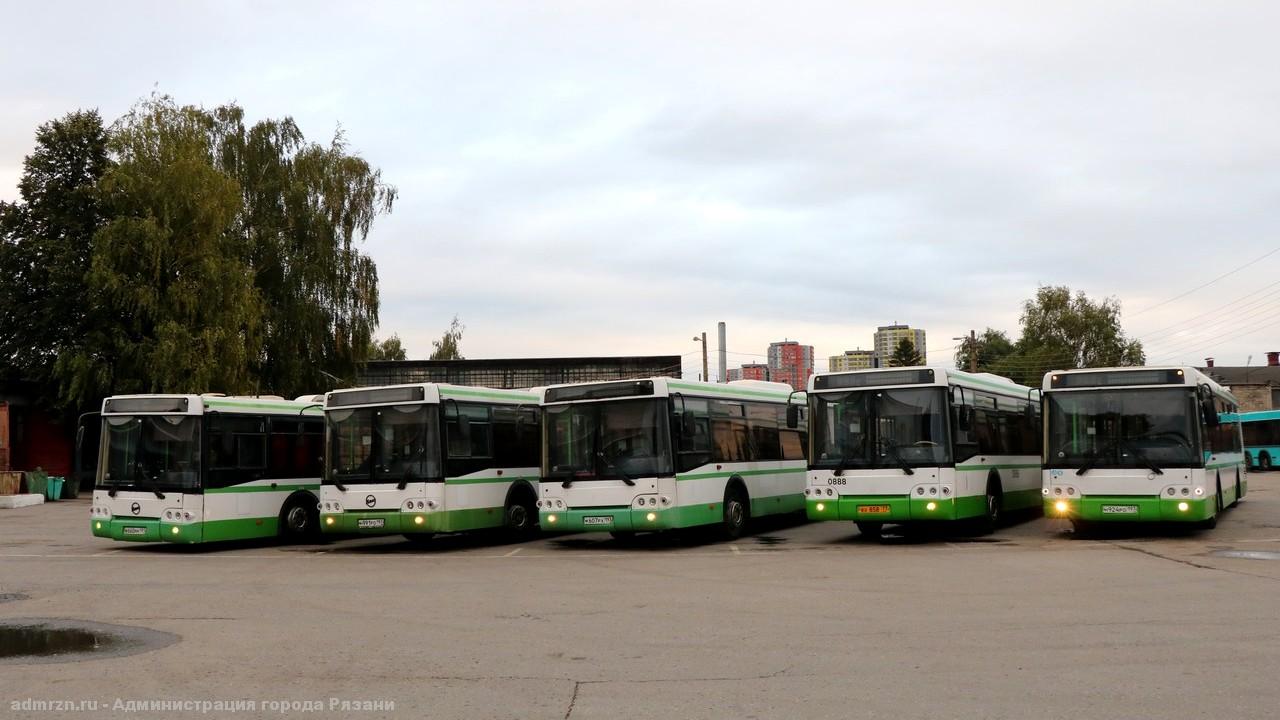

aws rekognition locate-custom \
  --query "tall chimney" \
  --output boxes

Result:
[717,322,727,383]
[1205,357,1214,368]
[1268,351,1279,367]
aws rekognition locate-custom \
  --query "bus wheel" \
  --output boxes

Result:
[280,495,320,543]
[979,476,1003,534]
[1262,452,1273,471]
[1070,520,1093,537]
[504,489,538,538]
[720,484,750,540]
[856,522,883,540]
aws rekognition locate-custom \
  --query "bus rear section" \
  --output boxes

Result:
[804,368,1041,537]
[1236,410,1280,472]
[1041,367,1245,529]
[538,378,807,539]
[89,394,324,544]
[320,384,541,541]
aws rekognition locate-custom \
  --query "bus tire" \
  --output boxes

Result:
[978,475,1003,534]
[720,481,750,540]
[1070,519,1092,537]
[403,533,435,546]
[503,483,538,538]
[856,522,883,539]
[1261,452,1273,471]
[279,493,320,542]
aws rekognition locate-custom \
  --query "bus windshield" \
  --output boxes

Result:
[1046,388,1199,469]
[545,399,672,481]
[811,387,950,469]
[99,415,201,492]
[327,404,441,484]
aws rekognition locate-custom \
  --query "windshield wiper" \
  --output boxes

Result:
[878,441,915,476]
[134,462,166,499]
[596,451,637,486]
[1075,439,1122,476]
[1120,441,1164,475]
[396,468,418,491]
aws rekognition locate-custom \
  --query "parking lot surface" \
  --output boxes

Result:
[3,476,1280,719]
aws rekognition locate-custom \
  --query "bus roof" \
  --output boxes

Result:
[101,394,323,416]
[1041,366,1238,403]
[324,383,538,410]
[807,366,1035,399]
[541,377,804,405]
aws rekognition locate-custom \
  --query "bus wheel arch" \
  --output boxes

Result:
[1261,452,1273,471]
[503,480,538,535]
[720,477,751,540]
[279,490,320,541]
[981,471,1003,533]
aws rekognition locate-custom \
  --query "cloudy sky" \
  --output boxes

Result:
[3,1,1278,378]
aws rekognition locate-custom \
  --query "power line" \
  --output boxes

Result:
[1129,245,1280,317]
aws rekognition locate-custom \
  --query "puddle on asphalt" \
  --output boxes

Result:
[753,535,788,546]
[1211,549,1280,561]
[0,619,179,664]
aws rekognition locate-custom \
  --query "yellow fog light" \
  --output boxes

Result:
[170,526,180,535]
[1054,501,1068,513]
[646,512,656,522]
[547,514,557,524]
[325,517,335,526]
[815,502,825,512]
[1178,502,1189,512]
[95,522,102,530]
[414,515,425,525]
[926,502,937,511]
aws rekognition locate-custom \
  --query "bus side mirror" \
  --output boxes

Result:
[958,407,973,432]
[1202,400,1220,427]
[681,412,697,437]
[457,413,471,436]
[786,405,799,429]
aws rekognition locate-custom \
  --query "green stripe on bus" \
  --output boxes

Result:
[203,398,322,414]
[204,483,319,494]
[676,467,807,482]
[445,475,539,485]
[957,463,1041,472]
[666,381,798,401]
[438,387,538,403]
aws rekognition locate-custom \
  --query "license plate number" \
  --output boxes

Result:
[583,516,613,526]
[357,518,386,529]
[858,505,890,514]
[122,526,147,536]
[1101,505,1139,515]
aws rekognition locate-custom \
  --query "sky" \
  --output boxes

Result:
[3,1,1279,379]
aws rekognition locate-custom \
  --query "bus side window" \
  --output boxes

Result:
[675,398,711,472]
[951,389,979,463]
[206,416,266,488]
[710,401,751,463]
[445,403,494,477]
[267,419,324,479]
[493,406,539,468]
[777,405,806,461]
[747,402,781,461]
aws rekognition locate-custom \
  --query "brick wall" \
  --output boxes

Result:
[1231,384,1274,412]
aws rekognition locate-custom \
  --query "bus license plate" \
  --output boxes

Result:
[583,516,613,526]
[1101,505,1139,515]
[858,505,890,514]
[357,518,385,529]
[122,526,147,536]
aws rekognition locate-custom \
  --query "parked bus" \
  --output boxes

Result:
[90,394,324,544]
[1042,367,1245,530]
[1236,409,1280,471]
[320,384,541,542]
[804,367,1041,537]
[538,378,807,539]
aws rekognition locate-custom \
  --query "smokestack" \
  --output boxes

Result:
[1205,358,1214,368]
[717,322,727,383]
[1268,351,1279,367]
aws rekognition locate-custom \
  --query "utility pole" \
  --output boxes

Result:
[717,322,727,383]
[693,333,709,382]
[968,329,978,373]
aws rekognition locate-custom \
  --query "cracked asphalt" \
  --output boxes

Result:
[2,476,1279,719]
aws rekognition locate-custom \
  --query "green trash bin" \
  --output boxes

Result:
[24,471,47,498]
[46,476,65,501]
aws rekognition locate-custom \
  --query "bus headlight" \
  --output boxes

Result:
[547,514,558,524]
[815,503,825,512]
[926,502,937,511]
[1177,502,1189,512]
[1054,501,1068,514]
[646,512,656,522]
[414,516,425,525]
[325,517,335,526]
[170,526,180,535]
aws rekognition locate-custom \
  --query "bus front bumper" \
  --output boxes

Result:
[90,517,202,544]
[806,495,974,523]
[1044,495,1214,522]
[539,506,678,532]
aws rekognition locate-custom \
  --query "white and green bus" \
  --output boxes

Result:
[90,394,325,544]
[538,378,807,539]
[320,384,541,542]
[804,368,1041,537]
[1042,366,1245,530]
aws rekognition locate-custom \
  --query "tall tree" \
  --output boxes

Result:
[61,98,261,402]
[0,110,111,404]
[207,105,396,396]
[367,334,407,361]
[889,337,923,367]
[954,328,1015,373]
[995,286,1145,385]
[429,316,465,360]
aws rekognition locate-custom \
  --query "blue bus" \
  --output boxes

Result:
[1235,409,1280,471]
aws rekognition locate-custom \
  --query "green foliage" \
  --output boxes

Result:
[965,286,1145,385]
[63,98,260,401]
[429,316,465,360]
[889,337,923,367]
[954,328,1015,373]
[368,334,407,361]
[0,110,111,403]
